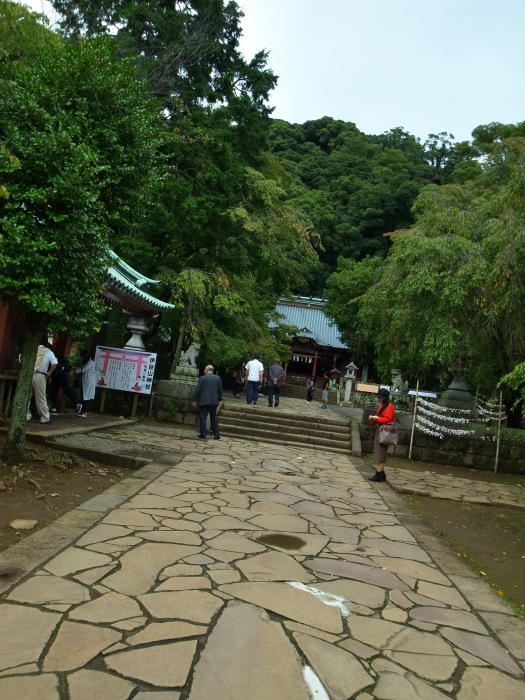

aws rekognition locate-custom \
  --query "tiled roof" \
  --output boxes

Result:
[275,297,347,350]
[105,250,174,313]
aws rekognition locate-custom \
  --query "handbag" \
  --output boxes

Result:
[379,422,398,446]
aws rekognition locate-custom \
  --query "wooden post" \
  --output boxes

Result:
[408,379,419,460]
[99,388,107,414]
[493,390,503,474]
[473,385,479,418]
[131,392,139,418]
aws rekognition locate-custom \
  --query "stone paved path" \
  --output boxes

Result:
[1,428,524,699]
[387,468,525,509]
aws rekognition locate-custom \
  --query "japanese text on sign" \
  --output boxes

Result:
[94,346,157,395]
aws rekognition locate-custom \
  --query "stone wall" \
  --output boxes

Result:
[360,410,525,475]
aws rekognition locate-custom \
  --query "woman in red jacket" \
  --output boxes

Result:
[368,387,395,482]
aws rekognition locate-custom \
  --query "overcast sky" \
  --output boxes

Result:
[21,0,525,143]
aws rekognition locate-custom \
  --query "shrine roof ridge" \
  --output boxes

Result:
[275,297,347,350]
[106,250,174,313]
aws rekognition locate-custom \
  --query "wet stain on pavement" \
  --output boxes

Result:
[256,534,306,550]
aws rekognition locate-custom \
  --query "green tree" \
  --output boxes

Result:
[325,255,384,365]
[268,117,443,286]
[159,166,319,370]
[50,0,298,370]
[0,0,61,63]
[0,12,164,462]
[348,136,525,420]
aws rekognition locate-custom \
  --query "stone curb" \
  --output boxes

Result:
[390,484,525,511]
[46,440,151,471]
[0,453,186,596]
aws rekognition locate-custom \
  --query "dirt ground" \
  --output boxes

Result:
[0,439,130,553]
[363,454,525,618]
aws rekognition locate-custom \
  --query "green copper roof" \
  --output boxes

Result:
[106,250,174,313]
[276,297,347,349]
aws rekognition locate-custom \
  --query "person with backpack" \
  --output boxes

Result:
[306,376,316,405]
[50,349,81,415]
[26,338,58,424]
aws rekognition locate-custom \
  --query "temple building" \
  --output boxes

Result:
[0,251,173,416]
[275,297,350,385]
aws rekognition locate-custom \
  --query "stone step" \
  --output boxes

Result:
[221,404,348,430]
[277,384,339,404]
[218,402,352,454]
[219,423,351,454]
[220,411,350,437]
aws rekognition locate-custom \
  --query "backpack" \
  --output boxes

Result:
[328,379,333,390]
[33,346,47,372]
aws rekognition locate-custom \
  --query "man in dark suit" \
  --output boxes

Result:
[192,364,223,440]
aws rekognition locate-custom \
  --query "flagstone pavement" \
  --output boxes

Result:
[0,425,524,699]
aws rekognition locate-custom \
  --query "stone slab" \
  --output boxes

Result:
[188,602,309,700]
[105,641,197,687]
[295,633,373,698]
[219,583,343,634]
[0,605,60,672]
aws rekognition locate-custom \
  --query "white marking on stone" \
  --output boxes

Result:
[287,581,352,617]
[303,665,329,699]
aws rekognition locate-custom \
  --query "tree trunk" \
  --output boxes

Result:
[2,325,40,465]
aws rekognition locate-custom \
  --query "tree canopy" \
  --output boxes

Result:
[325,134,525,420]
[49,0,317,369]
[0,3,164,460]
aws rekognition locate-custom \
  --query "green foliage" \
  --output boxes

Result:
[0,5,166,460]
[331,136,525,399]
[269,118,434,278]
[0,33,163,334]
[325,256,384,364]
[50,0,309,372]
[0,0,60,64]
[500,364,525,408]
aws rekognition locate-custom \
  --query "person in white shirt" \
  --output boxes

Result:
[244,353,264,405]
[26,339,57,424]
[76,349,96,418]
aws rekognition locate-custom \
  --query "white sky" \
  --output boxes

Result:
[20,0,525,143]
[238,0,525,143]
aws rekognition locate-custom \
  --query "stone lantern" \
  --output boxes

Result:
[344,362,358,402]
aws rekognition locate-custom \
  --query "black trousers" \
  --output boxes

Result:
[50,371,78,410]
[267,385,280,406]
[198,404,219,438]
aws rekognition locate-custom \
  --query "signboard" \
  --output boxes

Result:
[356,383,381,394]
[94,346,157,395]
[408,390,438,398]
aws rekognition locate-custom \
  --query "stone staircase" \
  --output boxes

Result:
[278,384,338,404]
[219,402,352,454]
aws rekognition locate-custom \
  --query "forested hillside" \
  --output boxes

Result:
[267,118,484,292]
[2,0,525,428]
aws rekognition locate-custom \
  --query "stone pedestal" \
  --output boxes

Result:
[155,365,199,416]
[440,364,473,410]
